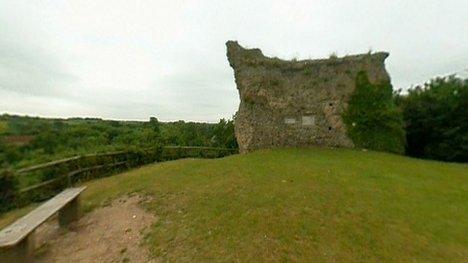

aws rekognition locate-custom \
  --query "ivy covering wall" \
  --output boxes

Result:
[343,71,406,154]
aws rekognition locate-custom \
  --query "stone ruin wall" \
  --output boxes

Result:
[226,41,391,153]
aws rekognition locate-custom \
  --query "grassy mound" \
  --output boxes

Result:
[2,148,467,261]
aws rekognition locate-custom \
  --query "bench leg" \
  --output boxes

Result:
[59,196,81,227]
[0,231,35,263]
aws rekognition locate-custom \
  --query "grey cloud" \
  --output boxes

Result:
[0,0,467,121]
[0,46,77,96]
[0,16,77,97]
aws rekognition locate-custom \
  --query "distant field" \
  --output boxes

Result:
[2,148,467,261]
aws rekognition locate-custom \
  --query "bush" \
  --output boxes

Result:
[212,119,238,149]
[0,170,19,212]
[0,139,23,166]
[343,71,406,154]
[396,76,467,162]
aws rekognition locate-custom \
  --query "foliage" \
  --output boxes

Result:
[395,76,467,162]
[0,170,19,212]
[0,139,22,166]
[343,71,406,153]
[0,115,238,168]
[0,121,7,134]
[0,113,238,212]
[211,119,238,149]
[3,148,465,261]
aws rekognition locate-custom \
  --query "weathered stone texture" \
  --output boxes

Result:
[226,41,391,153]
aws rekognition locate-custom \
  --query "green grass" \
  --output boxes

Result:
[2,148,467,261]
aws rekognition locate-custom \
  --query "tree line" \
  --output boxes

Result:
[0,116,237,168]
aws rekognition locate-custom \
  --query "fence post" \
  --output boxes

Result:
[67,173,72,187]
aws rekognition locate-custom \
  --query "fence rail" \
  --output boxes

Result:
[16,151,128,174]
[16,147,236,174]
[1,146,237,213]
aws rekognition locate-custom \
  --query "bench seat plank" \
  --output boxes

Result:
[0,186,86,247]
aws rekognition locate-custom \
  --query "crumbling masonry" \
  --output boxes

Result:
[226,41,391,153]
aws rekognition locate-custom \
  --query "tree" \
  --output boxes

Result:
[149,117,161,136]
[0,121,8,135]
[396,76,467,162]
[212,118,238,149]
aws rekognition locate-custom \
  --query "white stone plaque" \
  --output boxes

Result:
[284,118,296,124]
[302,116,315,126]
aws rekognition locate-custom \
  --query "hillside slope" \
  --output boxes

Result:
[2,148,467,261]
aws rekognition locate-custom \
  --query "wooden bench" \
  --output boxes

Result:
[0,186,86,263]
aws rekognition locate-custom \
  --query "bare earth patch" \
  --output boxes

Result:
[33,195,156,263]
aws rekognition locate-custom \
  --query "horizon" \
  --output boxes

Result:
[1,0,467,122]
[0,112,224,124]
[3,70,467,123]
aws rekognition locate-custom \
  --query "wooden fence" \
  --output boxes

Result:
[5,146,237,211]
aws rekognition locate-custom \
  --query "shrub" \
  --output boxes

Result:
[396,76,467,162]
[343,71,406,154]
[0,169,19,212]
[0,139,23,166]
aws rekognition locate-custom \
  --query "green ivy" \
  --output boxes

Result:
[343,71,405,154]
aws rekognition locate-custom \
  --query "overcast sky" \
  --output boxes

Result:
[1,0,467,122]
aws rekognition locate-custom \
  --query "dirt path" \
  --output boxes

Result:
[34,195,157,263]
